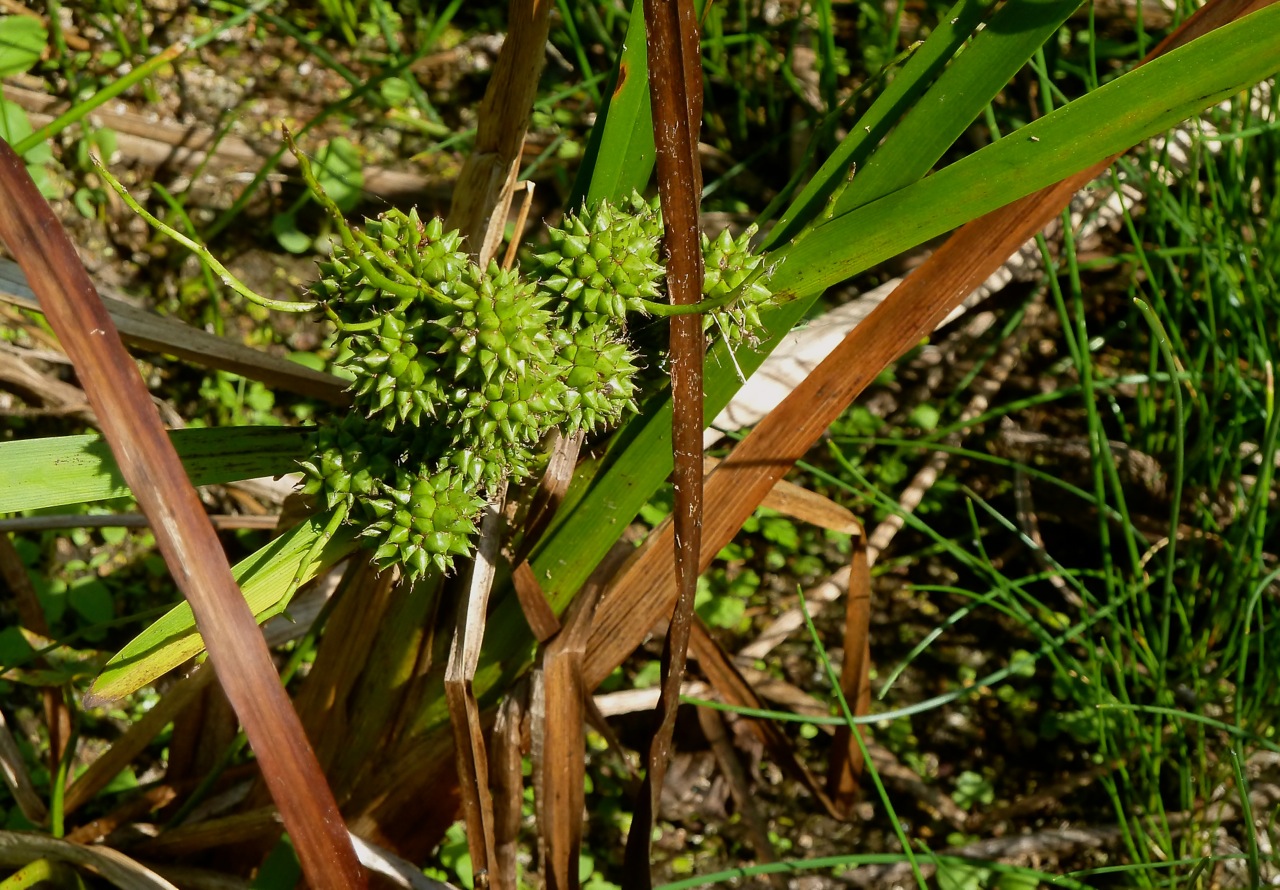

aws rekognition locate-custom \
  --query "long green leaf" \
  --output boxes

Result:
[570,4,655,207]
[443,4,1277,721]
[0,427,311,514]
[832,0,1082,213]
[769,6,1280,300]
[88,511,357,702]
[766,0,998,247]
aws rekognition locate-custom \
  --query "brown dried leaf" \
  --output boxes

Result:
[826,532,873,812]
[0,532,71,779]
[704,455,860,534]
[688,621,839,816]
[625,1,706,883]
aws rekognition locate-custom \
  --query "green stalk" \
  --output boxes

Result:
[799,593,926,889]
[48,707,79,839]
[1132,298,1190,662]
[91,157,317,314]
[13,44,183,157]
[0,860,63,890]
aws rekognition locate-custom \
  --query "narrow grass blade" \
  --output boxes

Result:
[0,427,310,514]
[0,710,47,825]
[695,705,781,877]
[0,830,180,889]
[0,533,72,780]
[687,620,840,815]
[769,9,1280,302]
[64,665,215,815]
[11,44,183,157]
[529,0,1280,628]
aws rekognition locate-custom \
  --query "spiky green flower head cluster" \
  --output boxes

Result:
[525,191,666,328]
[298,189,778,580]
[527,192,776,345]
[701,224,773,347]
[300,207,640,579]
[298,415,484,578]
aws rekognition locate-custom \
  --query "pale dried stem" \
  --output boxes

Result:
[445,482,509,890]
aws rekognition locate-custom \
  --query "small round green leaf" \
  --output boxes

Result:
[0,16,48,77]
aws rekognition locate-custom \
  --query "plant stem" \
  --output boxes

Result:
[91,156,318,313]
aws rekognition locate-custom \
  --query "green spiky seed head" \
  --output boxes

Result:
[358,465,487,577]
[552,324,641,432]
[701,224,773,346]
[526,191,665,328]
[298,414,408,512]
[434,262,556,384]
[312,208,470,325]
[340,311,452,430]
[298,195,656,581]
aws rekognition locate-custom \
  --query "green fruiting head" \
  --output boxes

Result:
[298,195,674,580]
[355,464,486,577]
[525,191,665,328]
[701,224,773,346]
[312,208,472,326]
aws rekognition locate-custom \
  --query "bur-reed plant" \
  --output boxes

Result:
[0,0,1277,887]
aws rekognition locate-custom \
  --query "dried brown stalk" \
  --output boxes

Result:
[491,686,528,887]
[445,485,508,890]
[447,0,553,261]
[531,580,602,890]
[65,665,216,815]
[624,0,706,883]
[826,530,872,810]
[0,258,348,404]
[0,532,71,786]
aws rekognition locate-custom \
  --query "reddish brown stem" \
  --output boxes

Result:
[623,1,705,886]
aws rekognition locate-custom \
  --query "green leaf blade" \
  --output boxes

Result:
[0,427,312,513]
[772,5,1280,301]
[572,4,655,208]
[0,16,47,77]
[88,513,358,702]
